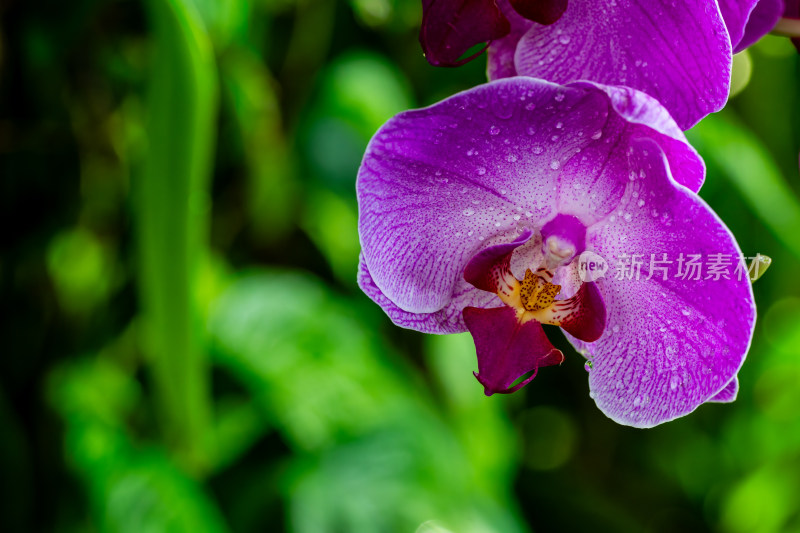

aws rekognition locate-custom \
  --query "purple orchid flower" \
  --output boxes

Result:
[487,0,786,130]
[421,0,786,129]
[357,78,756,427]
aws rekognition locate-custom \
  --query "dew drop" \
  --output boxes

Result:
[555,121,563,129]
[637,199,645,207]
[554,93,565,102]
[558,35,571,45]
[669,376,679,391]
[527,126,536,135]
[532,144,544,155]
[506,154,518,163]
[477,166,486,175]
[550,160,560,170]
[591,130,603,140]
[462,208,475,217]
[489,125,500,136]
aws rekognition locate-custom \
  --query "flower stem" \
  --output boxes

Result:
[772,17,800,38]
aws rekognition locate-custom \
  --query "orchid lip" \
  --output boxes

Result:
[461,227,607,395]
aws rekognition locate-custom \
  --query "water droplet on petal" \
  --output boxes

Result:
[477,166,486,175]
[591,130,602,140]
[550,160,560,170]
[506,154,518,163]
[462,208,475,217]
[489,125,500,136]
[533,145,544,155]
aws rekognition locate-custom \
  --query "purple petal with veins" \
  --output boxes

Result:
[735,0,784,52]
[707,377,739,403]
[488,0,732,130]
[718,0,763,52]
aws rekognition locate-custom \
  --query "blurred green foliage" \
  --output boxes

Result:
[1,0,800,532]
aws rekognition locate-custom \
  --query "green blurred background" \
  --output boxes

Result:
[1,0,800,531]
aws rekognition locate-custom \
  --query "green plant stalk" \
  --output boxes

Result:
[137,0,218,473]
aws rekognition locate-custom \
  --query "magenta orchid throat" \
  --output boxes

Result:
[356,78,755,428]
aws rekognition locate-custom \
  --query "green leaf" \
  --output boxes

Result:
[136,0,219,472]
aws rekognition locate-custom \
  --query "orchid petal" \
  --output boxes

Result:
[490,0,732,129]
[736,0,784,52]
[540,281,606,342]
[567,139,755,428]
[420,0,510,67]
[718,0,762,52]
[707,377,739,403]
[463,305,563,395]
[464,229,531,296]
[571,83,704,193]
[486,2,529,79]
[358,255,499,334]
